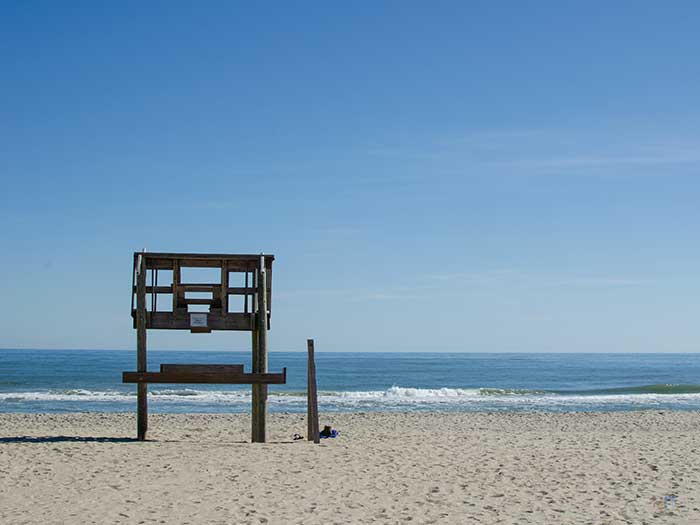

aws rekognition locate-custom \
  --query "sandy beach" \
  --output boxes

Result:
[1,411,699,524]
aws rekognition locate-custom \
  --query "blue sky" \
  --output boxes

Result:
[1,1,699,352]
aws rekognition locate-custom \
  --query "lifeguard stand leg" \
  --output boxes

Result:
[136,255,148,440]
[251,256,269,442]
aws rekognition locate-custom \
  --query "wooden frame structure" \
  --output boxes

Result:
[123,251,285,442]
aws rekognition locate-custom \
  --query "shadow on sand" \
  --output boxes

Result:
[0,436,142,443]
[1,436,306,444]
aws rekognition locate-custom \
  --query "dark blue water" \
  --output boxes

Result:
[2,349,700,413]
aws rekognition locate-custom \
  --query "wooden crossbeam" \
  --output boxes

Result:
[143,254,274,271]
[159,364,244,374]
[135,286,257,295]
[183,298,214,305]
[122,368,286,385]
[143,252,274,261]
[132,312,254,331]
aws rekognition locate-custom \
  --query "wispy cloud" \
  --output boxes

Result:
[429,269,516,283]
[364,126,700,174]
[278,271,653,304]
[489,152,700,169]
[542,277,652,288]
[429,271,652,289]
[440,128,550,148]
[276,285,439,302]
[316,226,364,236]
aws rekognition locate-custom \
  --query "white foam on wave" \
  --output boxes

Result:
[3,386,700,409]
[337,386,481,399]
[325,389,700,408]
[1,390,132,402]
[0,390,244,403]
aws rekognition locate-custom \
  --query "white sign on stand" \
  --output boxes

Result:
[190,313,208,328]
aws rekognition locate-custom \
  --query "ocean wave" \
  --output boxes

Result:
[479,388,549,396]
[337,386,481,399]
[3,384,700,409]
[557,384,700,395]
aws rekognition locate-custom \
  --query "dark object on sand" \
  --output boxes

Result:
[293,433,304,440]
[320,425,339,439]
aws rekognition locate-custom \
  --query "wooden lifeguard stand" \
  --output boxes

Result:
[123,251,285,442]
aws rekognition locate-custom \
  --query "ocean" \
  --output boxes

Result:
[1,349,700,414]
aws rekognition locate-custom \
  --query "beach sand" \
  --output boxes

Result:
[1,411,699,524]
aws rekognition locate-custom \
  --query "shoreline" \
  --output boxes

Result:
[2,411,700,523]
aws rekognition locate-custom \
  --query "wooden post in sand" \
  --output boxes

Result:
[251,255,269,443]
[307,339,320,444]
[136,253,148,441]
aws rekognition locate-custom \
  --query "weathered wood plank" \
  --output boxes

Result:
[144,255,274,272]
[257,260,269,376]
[179,284,219,292]
[229,287,255,296]
[135,285,173,294]
[130,254,137,313]
[182,298,214,305]
[142,312,254,330]
[148,259,266,273]
[160,364,245,374]
[307,339,320,444]
[123,369,286,384]
[150,268,156,312]
[221,262,229,314]
[143,252,275,260]
[172,260,180,311]
[244,271,249,313]
[266,264,273,321]
[135,285,256,295]
[146,258,274,270]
